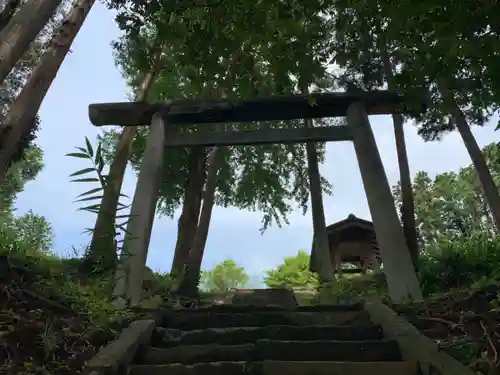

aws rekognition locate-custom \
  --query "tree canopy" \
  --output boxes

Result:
[264,250,318,289]
[200,259,249,292]
[393,142,500,252]
[99,0,342,232]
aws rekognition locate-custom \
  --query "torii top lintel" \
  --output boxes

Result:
[88,90,425,127]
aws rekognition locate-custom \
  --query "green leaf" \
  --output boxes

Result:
[78,204,101,212]
[66,153,89,159]
[75,195,104,203]
[69,168,96,177]
[70,177,99,183]
[85,137,94,158]
[95,142,103,165]
[76,187,103,198]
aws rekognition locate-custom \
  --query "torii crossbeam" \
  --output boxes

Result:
[88,90,426,303]
[88,90,421,127]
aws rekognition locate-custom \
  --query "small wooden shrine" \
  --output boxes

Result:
[309,214,380,276]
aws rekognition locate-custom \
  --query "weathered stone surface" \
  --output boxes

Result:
[364,299,477,375]
[151,302,363,315]
[262,360,419,375]
[128,361,260,375]
[138,339,401,365]
[161,310,371,330]
[152,324,384,347]
[231,288,298,308]
[85,319,156,374]
[128,360,419,375]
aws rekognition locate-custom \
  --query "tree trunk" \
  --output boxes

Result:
[170,147,205,276]
[305,124,334,285]
[299,83,333,286]
[0,0,95,182]
[380,48,419,266]
[441,87,500,231]
[0,0,21,32]
[0,0,64,85]
[178,145,222,296]
[84,49,163,272]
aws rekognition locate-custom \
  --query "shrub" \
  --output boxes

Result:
[418,233,500,295]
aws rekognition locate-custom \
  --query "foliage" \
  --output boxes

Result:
[99,0,339,232]
[200,259,249,292]
[66,137,131,259]
[332,0,498,140]
[418,234,500,296]
[264,250,318,289]
[393,142,500,251]
[4,210,54,253]
[0,145,43,220]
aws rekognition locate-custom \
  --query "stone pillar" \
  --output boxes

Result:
[114,112,166,306]
[347,102,422,302]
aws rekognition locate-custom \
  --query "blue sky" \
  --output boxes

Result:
[13,3,499,284]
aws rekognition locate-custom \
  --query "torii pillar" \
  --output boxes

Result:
[347,102,422,302]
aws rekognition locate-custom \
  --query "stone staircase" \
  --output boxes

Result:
[126,289,419,375]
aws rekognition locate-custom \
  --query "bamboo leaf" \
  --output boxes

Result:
[78,204,101,211]
[85,137,94,157]
[76,187,103,198]
[95,142,102,165]
[71,177,99,183]
[75,195,104,203]
[66,153,89,159]
[69,168,96,177]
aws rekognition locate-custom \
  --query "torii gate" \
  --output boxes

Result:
[88,91,423,302]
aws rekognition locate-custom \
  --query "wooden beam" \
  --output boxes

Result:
[164,126,352,147]
[88,91,426,127]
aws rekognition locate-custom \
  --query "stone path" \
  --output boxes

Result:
[125,288,418,375]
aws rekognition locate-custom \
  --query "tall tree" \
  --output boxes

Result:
[393,142,500,251]
[170,147,205,275]
[0,0,64,84]
[0,0,95,182]
[84,44,165,272]
[0,0,21,31]
[371,0,500,231]
[178,144,222,295]
[0,0,66,170]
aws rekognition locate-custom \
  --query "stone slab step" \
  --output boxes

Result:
[138,339,402,365]
[161,310,371,330]
[128,360,419,375]
[231,289,298,308]
[152,324,384,347]
[160,302,363,314]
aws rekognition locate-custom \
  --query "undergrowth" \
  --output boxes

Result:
[309,234,500,374]
[0,223,176,374]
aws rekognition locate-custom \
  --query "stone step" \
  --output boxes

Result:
[163,302,363,314]
[137,339,402,365]
[231,289,298,308]
[152,324,384,347]
[161,310,371,330]
[128,360,418,375]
